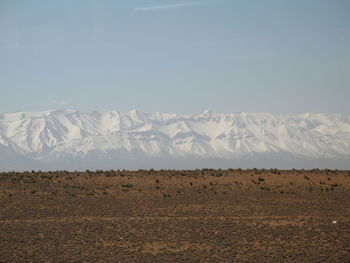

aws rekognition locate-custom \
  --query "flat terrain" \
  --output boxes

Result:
[1,169,350,262]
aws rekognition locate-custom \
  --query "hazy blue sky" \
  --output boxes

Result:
[0,0,349,114]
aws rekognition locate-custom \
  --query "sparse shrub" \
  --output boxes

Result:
[121,184,133,188]
[258,177,265,182]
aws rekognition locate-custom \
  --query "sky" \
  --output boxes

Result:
[0,0,349,114]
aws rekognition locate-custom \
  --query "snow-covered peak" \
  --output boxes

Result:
[200,109,216,116]
[0,109,349,165]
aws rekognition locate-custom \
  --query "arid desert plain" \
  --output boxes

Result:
[1,169,350,262]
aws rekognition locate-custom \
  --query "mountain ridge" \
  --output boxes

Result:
[1,109,350,170]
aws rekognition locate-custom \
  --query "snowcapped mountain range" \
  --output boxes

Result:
[1,109,350,170]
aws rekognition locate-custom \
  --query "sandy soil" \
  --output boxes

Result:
[1,169,350,262]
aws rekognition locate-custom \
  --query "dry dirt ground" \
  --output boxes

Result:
[0,169,350,262]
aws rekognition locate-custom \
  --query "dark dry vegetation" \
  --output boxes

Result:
[1,168,350,262]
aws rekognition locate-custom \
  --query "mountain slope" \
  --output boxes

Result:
[1,109,350,170]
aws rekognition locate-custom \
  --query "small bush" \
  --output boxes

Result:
[121,184,133,188]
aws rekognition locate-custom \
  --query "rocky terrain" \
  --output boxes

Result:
[1,169,349,262]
